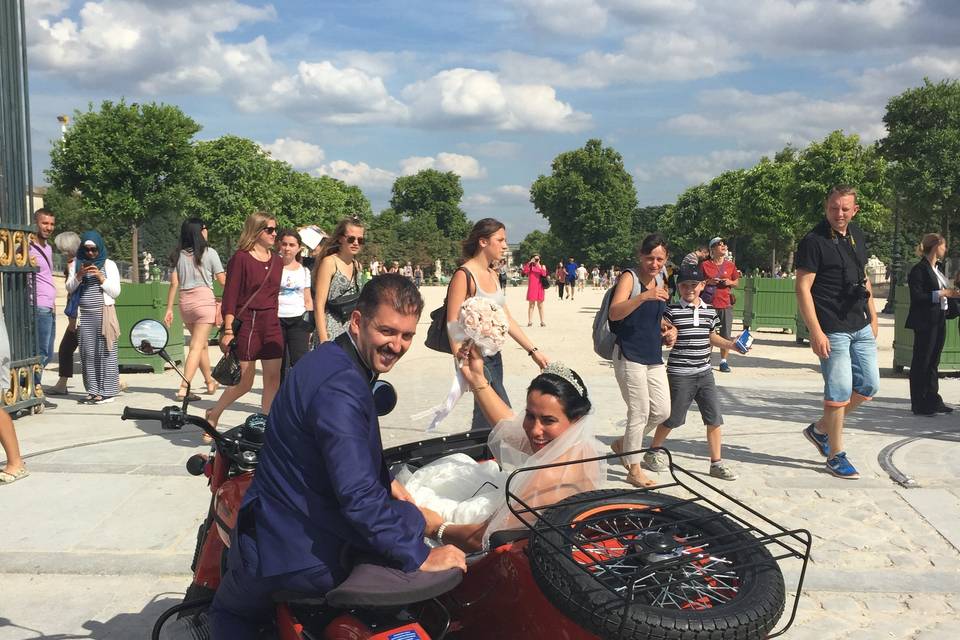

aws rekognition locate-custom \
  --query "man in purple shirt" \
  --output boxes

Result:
[30,208,56,368]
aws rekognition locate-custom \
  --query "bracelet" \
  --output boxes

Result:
[437,521,453,544]
[527,347,539,356]
[471,383,489,392]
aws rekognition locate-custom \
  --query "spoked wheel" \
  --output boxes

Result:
[569,503,741,610]
[528,490,785,640]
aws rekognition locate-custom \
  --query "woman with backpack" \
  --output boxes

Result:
[607,233,677,487]
[445,218,549,430]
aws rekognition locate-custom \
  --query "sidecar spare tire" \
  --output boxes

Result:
[528,490,785,640]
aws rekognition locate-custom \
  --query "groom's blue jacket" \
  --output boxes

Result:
[239,338,429,580]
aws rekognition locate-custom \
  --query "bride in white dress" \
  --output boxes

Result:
[400,348,605,552]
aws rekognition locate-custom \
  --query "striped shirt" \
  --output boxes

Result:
[664,300,719,376]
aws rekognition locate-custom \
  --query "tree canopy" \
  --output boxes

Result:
[881,78,960,237]
[46,99,201,279]
[531,139,638,267]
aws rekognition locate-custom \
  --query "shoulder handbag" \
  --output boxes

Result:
[214,256,274,386]
[424,267,476,353]
[326,260,362,323]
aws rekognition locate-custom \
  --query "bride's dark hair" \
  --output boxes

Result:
[528,369,591,420]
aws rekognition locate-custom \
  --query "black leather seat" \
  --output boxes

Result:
[273,564,463,609]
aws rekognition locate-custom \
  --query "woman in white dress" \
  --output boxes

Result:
[400,352,605,552]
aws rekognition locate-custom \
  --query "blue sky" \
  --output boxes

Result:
[24,0,960,240]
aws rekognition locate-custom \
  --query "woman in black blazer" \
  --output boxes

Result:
[906,233,958,415]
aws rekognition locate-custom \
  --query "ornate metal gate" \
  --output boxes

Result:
[0,0,43,415]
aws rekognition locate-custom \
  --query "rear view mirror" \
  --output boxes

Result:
[130,319,169,356]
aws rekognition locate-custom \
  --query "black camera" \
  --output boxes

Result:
[843,281,870,301]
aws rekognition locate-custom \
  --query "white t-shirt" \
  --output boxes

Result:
[576,265,587,280]
[278,264,310,318]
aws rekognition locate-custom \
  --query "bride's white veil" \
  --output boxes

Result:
[483,410,606,544]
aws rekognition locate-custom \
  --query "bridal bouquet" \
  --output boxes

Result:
[451,296,509,357]
[414,297,510,431]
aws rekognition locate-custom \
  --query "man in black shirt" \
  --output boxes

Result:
[795,186,880,480]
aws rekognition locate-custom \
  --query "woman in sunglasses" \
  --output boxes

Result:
[207,212,283,431]
[312,216,365,343]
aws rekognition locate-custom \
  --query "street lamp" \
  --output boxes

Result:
[881,200,901,315]
[56,114,68,140]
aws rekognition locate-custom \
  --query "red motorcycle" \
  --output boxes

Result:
[126,319,812,640]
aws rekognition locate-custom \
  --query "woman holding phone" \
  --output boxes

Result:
[522,255,548,327]
[65,231,122,404]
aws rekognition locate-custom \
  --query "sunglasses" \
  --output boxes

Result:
[261,226,277,234]
[344,235,365,245]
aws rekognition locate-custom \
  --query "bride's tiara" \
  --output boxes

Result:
[542,362,585,397]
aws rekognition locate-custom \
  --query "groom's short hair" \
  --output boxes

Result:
[357,273,424,319]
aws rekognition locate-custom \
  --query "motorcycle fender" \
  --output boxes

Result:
[214,472,254,546]
[275,603,306,640]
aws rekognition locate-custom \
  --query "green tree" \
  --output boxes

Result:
[742,156,798,272]
[530,139,638,266]
[46,99,201,280]
[632,205,670,240]
[515,229,568,267]
[190,135,284,242]
[786,130,890,234]
[390,169,471,239]
[880,78,960,243]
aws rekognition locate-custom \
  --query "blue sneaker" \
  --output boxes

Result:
[826,452,859,479]
[719,361,731,373]
[803,423,830,458]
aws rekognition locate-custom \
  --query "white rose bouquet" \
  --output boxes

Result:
[450,296,509,357]
[414,297,511,431]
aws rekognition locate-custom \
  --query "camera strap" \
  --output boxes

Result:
[831,227,864,287]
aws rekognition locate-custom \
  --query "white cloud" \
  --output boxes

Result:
[240,60,409,124]
[665,89,886,146]
[499,30,745,89]
[28,0,277,91]
[513,0,608,37]
[400,152,487,179]
[463,194,494,207]
[260,138,325,169]
[461,184,531,211]
[494,184,530,202]
[639,149,769,186]
[316,160,396,190]
[402,68,590,132]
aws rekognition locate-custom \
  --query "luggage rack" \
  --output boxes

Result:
[505,447,812,639]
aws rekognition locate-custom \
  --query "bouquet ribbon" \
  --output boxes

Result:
[412,334,474,431]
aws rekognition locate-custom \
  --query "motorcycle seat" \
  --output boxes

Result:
[276,563,463,609]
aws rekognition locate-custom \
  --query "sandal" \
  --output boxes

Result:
[203,409,218,443]
[176,388,201,402]
[0,467,29,485]
[205,380,219,395]
[78,394,96,404]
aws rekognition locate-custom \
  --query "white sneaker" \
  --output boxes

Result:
[93,396,115,405]
[643,450,669,472]
[709,461,738,481]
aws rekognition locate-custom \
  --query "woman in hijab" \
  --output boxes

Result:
[65,231,122,404]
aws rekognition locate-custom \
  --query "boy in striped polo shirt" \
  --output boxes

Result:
[641,263,749,481]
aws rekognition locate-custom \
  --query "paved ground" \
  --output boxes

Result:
[2,281,959,638]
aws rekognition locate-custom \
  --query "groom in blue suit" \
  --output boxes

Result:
[211,274,466,638]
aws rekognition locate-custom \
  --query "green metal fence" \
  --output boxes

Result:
[743,277,798,333]
[1,0,43,415]
[892,284,960,373]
